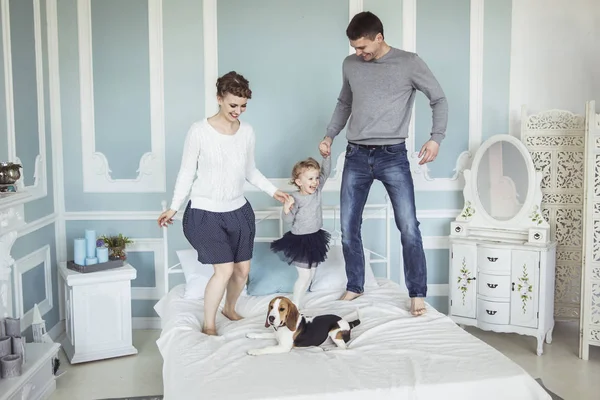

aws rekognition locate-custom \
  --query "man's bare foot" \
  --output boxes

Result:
[203,327,217,336]
[339,291,362,301]
[222,309,243,321]
[411,297,426,316]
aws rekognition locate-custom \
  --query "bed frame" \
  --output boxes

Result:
[159,152,393,297]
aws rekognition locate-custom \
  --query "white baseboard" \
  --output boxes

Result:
[132,317,161,330]
[48,319,65,341]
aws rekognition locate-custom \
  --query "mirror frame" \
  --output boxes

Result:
[0,0,47,211]
[452,134,550,245]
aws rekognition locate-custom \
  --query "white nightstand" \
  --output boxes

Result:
[0,342,61,400]
[58,262,138,364]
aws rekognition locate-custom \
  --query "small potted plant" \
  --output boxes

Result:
[98,233,133,260]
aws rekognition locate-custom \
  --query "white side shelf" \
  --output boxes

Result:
[0,342,60,400]
[58,262,138,364]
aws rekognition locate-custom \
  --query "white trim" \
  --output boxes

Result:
[77,0,166,193]
[402,0,416,158]
[203,0,218,117]
[508,1,524,137]
[427,284,449,297]
[16,213,56,238]
[347,0,363,54]
[13,245,53,332]
[469,0,484,152]
[132,317,161,330]
[127,238,165,301]
[64,208,460,221]
[0,0,48,210]
[47,0,66,320]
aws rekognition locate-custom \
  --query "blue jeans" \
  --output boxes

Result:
[340,142,427,298]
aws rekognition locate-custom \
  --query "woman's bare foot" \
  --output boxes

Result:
[222,308,243,321]
[339,291,362,301]
[411,297,426,316]
[203,327,218,336]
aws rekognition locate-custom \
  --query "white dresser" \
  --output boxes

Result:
[449,239,556,355]
[58,262,138,364]
[449,134,557,356]
[0,342,60,400]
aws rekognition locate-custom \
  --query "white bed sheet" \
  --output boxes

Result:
[154,279,550,400]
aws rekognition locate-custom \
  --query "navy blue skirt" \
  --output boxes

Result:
[270,229,331,268]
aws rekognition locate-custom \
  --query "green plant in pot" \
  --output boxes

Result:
[99,233,133,261]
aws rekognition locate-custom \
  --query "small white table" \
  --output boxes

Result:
[58,262,138,364]
[0,342,60,400]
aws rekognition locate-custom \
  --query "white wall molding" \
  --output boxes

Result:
[126,238,165,301]
[469,0,484,152]
[13,244,53,332]
[0,0,48,209]
[64,208,460,221]
[47,0,66,320]
[203,0,218,117]
[16,213,56,238]
[77,0,166,193]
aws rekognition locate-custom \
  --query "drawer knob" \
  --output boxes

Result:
[487,257,498,262]
[486,310,497,315]
[487,283,498,289]
[512,282,515,291]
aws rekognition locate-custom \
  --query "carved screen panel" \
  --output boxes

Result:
[521,108,585,320]
[581,101,600,358]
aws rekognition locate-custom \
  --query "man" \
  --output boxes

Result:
[319,11,448,316]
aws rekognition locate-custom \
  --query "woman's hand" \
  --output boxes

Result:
[283,196,295,215]
[273,190,290,204]
[157,209,177,228]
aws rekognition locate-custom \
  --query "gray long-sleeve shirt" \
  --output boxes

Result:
[326,47,448,146]
[282,156,331,235]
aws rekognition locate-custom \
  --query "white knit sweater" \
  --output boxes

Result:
[169,119,278,213]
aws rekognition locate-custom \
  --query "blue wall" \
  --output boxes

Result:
[48,0,513,322]
[1,0,58,339]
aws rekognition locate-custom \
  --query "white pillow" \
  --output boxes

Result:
[310,244,379,292]
[176,249,215,299]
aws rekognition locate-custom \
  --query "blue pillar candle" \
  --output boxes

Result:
[85,229,96,258]
[74,238,86,265]
[97,247,109,263]
[86,257,98,266]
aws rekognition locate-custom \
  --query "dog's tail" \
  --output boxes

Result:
[348,318,361,329]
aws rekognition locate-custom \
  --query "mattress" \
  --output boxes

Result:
[154,279,551,400]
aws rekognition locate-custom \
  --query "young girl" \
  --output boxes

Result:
[270,155,332,307]
[157,71,289,336]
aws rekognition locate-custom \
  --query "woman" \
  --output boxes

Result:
[157,71,288,335]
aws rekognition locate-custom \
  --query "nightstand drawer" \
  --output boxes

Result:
[478,273,511,300]
[477,299,509,325]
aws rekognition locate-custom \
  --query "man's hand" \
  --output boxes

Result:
[418,140,439,165]
[319,137,332,157]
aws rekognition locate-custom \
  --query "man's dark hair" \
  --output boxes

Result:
[346,11,384,41]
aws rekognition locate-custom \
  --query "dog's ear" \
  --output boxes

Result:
[285,299,299,331]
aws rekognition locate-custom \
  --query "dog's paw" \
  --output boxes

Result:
[247,348,262,356]
[246,332,260,339]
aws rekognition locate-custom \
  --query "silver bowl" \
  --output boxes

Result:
[0,162,22,185]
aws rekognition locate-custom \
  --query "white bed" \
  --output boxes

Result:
[153,155,550,399]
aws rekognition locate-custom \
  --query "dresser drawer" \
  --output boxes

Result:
[478,273,511,300]
[477,299,509,325]
[478,247,511,274]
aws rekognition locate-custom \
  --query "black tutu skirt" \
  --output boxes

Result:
[270,229,331,268]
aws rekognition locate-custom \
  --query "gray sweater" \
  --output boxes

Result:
[326,47,448,146]
[282,156,331,235]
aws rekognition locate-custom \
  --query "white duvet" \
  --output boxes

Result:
[154,279,550,400]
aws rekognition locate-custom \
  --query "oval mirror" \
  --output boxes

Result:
[475,140,529,221]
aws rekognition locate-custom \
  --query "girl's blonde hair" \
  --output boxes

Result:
[290,157,321,189]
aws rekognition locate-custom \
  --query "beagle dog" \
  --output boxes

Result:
[246,296,360,356]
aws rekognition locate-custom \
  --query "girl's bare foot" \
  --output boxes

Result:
[203,327,217,336]
[339,291,362,301]
[411,297,426,316]
[222,308,243,321]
